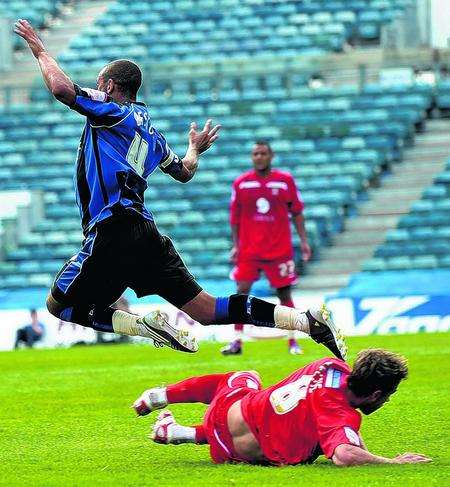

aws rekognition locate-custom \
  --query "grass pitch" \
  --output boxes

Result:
[1,332,449,486]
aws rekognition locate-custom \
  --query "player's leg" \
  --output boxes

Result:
[131,224,346,359]
[276,286,303,355]
[220,280,253,356]
[263,257,302,355]
[133,372,233,416]
[14,328,26,349]
[47,220,198,353]
[181,291,347,360]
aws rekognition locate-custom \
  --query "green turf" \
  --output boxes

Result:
[1,332,449,486]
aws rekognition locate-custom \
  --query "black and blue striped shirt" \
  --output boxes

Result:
[71,86,182,235]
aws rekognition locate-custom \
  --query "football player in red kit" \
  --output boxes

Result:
[134,349,431,467]
[222,141,312,356]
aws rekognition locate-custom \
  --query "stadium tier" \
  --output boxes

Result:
[0,0,70,48]
[0,79,432,290]
[362,155,450,272]
[56,0,411,69]
[437,79,450,115]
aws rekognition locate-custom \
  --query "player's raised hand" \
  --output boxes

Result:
[189,119,221,154]
[14,19,46,58]
[393,452,432,464]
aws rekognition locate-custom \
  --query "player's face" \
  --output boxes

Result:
[252,145,273,172]
[359,390,394,415]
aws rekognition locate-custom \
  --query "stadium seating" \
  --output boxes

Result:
[0,78,432,290]
[436,79,450,116]
[362,156,450,272]
[57,0,411,71]
[0,0,71,48]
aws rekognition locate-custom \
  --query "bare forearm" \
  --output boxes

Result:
[333,445,393,466]
[37,52,75,105]
[293,213,308,243]
[231,224,239,246]
[178,145,200,182]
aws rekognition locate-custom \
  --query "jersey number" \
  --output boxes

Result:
[278,260,295,277]
[127,132,148,176]
[269,375,313,415]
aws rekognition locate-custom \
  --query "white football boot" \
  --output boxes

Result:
[137,310,198,353]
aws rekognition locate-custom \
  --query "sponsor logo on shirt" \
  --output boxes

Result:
[325,368,342,388]
[344,427,361,446]
[256,197,270,214]
[134,111,145,126]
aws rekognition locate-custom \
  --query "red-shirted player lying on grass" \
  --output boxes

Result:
[133,349,431,466]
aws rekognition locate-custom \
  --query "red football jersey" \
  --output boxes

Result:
[230,169,304,260]
[240,358,362,465]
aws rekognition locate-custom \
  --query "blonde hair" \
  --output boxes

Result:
[348,349,408,397]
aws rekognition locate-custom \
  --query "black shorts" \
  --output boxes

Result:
[51,215,203,309]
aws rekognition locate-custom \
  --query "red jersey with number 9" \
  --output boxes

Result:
[240,358,362,465]
[230,169,304,260]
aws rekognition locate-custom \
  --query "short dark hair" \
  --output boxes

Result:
[348,349,408,397]
[30,308,37,315]
[254,140,273,153]
[101,59,142,98]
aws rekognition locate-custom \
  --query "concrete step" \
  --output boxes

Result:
[380,173,441,187]
[320,246,375,259]
[307,260,366,274]
[345,215,398,230]
[331,230,387,246]
[364,187,426,200]
[297,274,350,291]
[403,149,450,162]
[415,133,450,145]
[396,163,447,175]
[422,119,450,131]
[360,201,414,214]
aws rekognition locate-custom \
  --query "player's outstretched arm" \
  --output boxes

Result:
[332,444,431,467]
[174,119,221,183]
[14,19,75,106]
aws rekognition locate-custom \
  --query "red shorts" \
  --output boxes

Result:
[231,256,298,289]
[203,371,262,464]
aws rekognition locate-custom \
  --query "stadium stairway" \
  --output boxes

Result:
[297,118,450,294]
[0,0,112,92]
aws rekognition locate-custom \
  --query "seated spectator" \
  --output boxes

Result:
[14,309,45,349]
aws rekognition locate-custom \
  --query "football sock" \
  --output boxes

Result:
[148,387,168,409]
[166,373,229,404]
[169,424,197,444]
[215,295,275,327]
[194,425,208,444]
[279,300,301,343]
[274,305,310,333]
[234,323,244,340]
[215,295,310,332]
[59,305,116,333]
[58,305,148,336]
[111,309,142,336]
[280,299,295,308]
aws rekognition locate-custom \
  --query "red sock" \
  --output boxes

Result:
[235,324,244,332]
[280,299,295,308]
[194,425,208,444]
[166,373,229,404]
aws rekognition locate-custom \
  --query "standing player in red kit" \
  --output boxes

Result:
[133,349,431,467]
[222,141,312,355]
